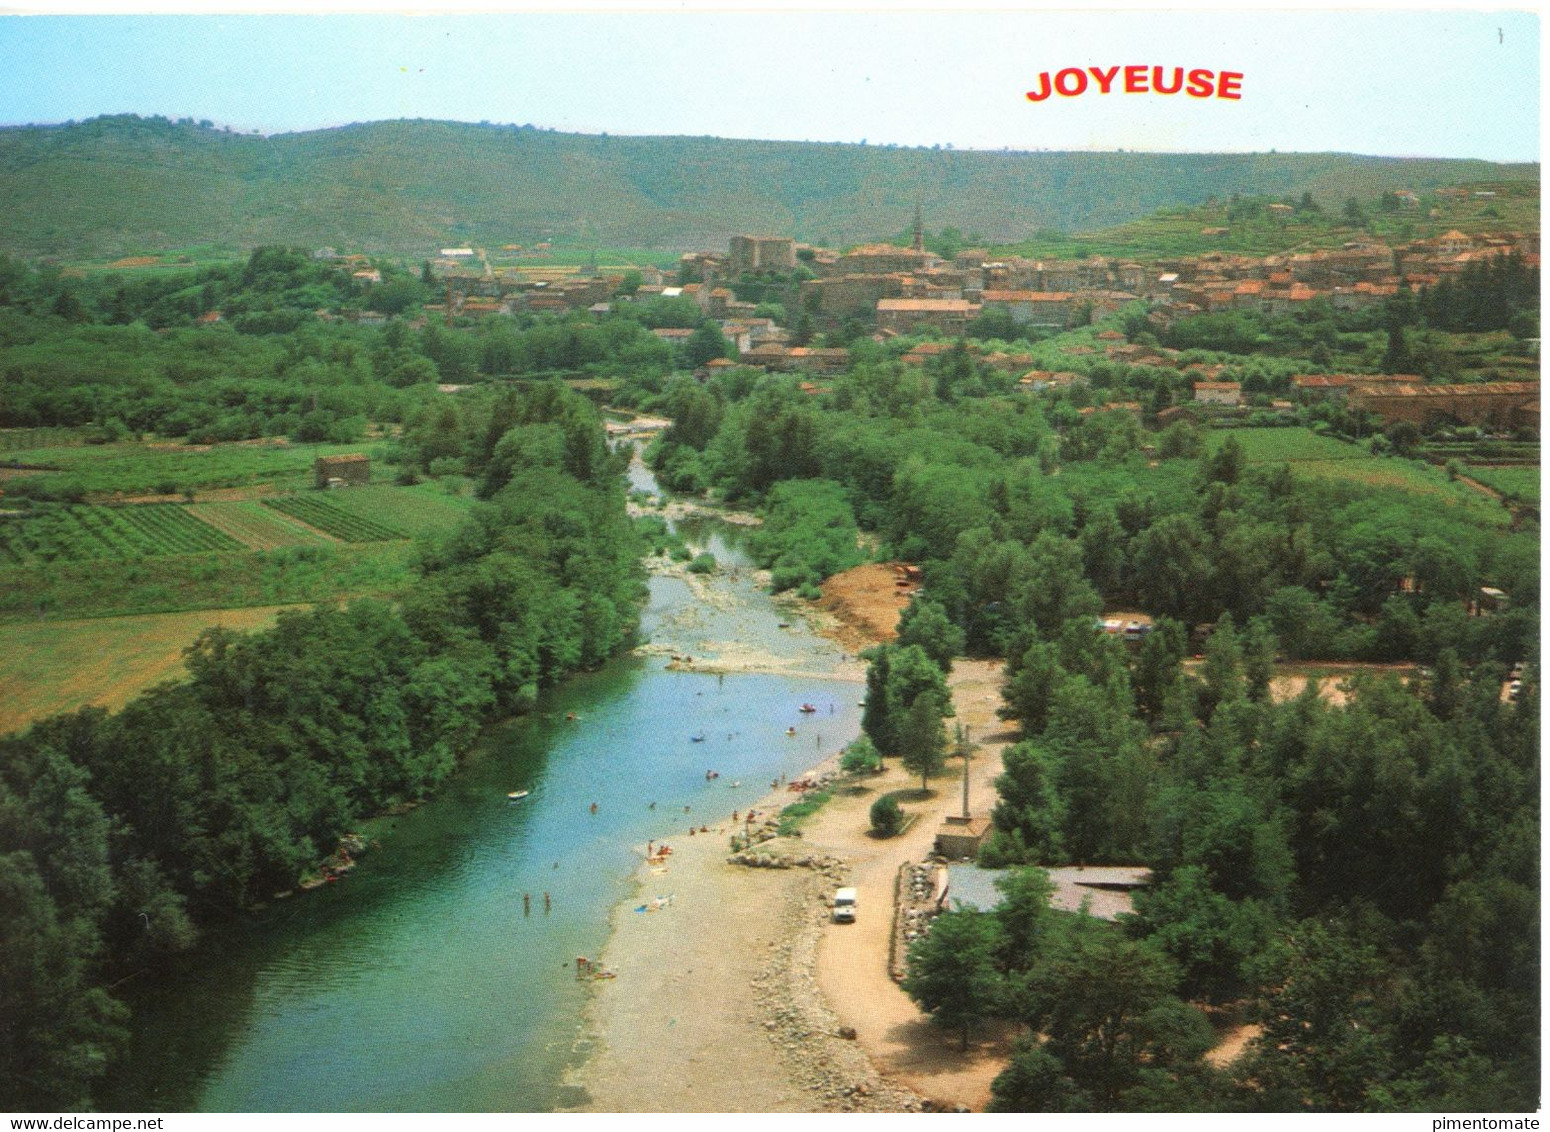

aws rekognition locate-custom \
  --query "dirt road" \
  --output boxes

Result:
[804,660,1015,1111]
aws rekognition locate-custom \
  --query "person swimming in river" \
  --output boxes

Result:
[589,802,598,814]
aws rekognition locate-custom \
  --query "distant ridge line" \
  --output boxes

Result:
[0,115,1536,258]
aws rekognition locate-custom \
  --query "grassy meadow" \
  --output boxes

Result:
[1,436,388,497]
[0,604,303,735]
[1208,427,1512,523]
[1467,465,1543,503]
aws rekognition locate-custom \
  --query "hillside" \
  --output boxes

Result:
[0,115,1538,258]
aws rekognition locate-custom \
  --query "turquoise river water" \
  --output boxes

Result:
[99,457,863,1112]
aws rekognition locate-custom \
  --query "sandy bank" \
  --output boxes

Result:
[564,660,1019,1113]
[562,772,922,1113]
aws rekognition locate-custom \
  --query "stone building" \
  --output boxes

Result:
[875,298,975,335]
[315,454,371,489]
[728,236,797,276]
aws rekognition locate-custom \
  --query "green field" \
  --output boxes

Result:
[0,604,300,736]
[0,437,384,496]
[189,500,335,549]
[0,542,418,623]
[317,482,477,538]
[1209,427,1510,522]
[1467,465,1542,503]
[0,478,476,621]
[1208,428,1369,462]
[263,495,407,541]
[0,427,83,452]
[0,503,242,565]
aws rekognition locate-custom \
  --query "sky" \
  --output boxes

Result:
[0,6,1539,161]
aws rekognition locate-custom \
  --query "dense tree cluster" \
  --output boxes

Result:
[0,384,643,1110]
[636,365,1534,667]
[1,219,1537,1113]
[905,633,1538,1110]
[639,340,1536,1112]
[0,251,694,446]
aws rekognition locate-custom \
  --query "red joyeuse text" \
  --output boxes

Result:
[1027,66,1243,102]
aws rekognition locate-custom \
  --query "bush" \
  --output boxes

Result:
[841,736,882,775]
[870,793,904,837]
[687,552,717,574]
[776,788,833,836]
[752,479,864,594]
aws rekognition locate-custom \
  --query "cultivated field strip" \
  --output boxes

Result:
[0,503,242,565]
[262,494,408,542]
[189,501,336,549]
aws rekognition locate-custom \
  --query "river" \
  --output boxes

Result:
[99,450,863,1112]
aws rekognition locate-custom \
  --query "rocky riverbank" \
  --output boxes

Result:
[560,794,926,1113]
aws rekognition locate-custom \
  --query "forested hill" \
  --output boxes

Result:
[0,114,1538,259]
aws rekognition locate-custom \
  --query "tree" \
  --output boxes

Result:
[841,735,882,776]
[869,793,903,836]
[1132,514,1215,623]
[859,645,896,753]
[1200,613,1245,716]
[1127,865,1275,1003]
[791,311,814,346]
[1001,916,1216,1111]
[1239,918,1395,1110]
[1000,635,1065,736]
[1241,619,1278,702]
[1010,532,1101,634]
[1079,507,1129,597]
[992,866,1059,970]
[1132,617,1187,719]
[1384,419,1419,455]
[898,686,949,792]
[862,643,952,755]
[685,321,729,366]
[903,908,1003,1049]
[1200,435,1246,485]
[1427,647,1464,720]
[896,598,966,672]
[0,852,129,1110]
[988,741,1067,864]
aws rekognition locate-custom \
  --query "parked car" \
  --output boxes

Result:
[832,887,857,923]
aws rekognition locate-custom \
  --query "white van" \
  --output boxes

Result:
[832,887,857,923]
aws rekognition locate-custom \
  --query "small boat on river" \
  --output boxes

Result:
[508,790,530,801]
[799,703,818,713]
[690,733,707,743]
